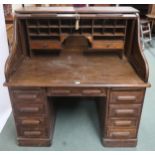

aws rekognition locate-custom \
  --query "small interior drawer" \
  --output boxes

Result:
[92,40,124,49]
[30,40,61,49]
[107,128,137,139]
[109,104,141,117]
[110,90,144,104]
[108,118,137,128]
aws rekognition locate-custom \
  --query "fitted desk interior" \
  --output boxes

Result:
[4,7,150,147]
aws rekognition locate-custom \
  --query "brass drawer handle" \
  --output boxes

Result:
[114,120,132,126]
[21,120,40,125]
[110,131,130,137]
[23,131,41,136]
[117,96,136,101]
[82,89,101,94]
[19,107,40,113]
[16,94,38,99]
[115,109,134,115]
[51,90,70,94]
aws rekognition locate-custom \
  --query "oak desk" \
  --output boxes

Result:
[4,7,150,147]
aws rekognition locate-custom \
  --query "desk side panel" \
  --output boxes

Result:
[128,14,149,83]
[4,16,25,82]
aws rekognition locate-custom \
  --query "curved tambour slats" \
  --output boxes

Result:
[5,16,24,81]
[129,14,149,83]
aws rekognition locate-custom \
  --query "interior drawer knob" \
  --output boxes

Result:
[43,43,48,48]
[106,44,110,48]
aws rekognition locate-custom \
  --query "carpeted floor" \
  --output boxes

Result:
[0,40,155,151]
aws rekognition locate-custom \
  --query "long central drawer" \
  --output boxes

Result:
[47,87,107,96]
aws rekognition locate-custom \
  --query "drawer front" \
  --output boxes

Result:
[15,103,45,116]
[93,40,124,49]
[16,117,46,128]
[18,128,48,138]
[47,88,106,96]
[107,128,137,139]
[109,104,141,117]
[110,90,144,104]
[30,40,61,49]
[108,118,137,128]
[12,90,45,104]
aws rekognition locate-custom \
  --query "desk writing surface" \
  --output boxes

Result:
[8,53,145,87]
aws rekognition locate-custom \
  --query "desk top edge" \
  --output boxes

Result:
[15,7,139,14]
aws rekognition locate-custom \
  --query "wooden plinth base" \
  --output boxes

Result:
[102,138,137,147]
[17,137,52,146]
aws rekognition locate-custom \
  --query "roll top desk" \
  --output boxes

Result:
[4,7,150,147]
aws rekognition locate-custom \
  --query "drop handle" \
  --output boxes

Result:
[19,107,40,113]
[117,96,136,101]
[82,89,101,94]
[115,109,134,115]
[23,131,41,136]
[51,90,71,94]
[114,120,132,126]
[111,131,130,137]
[17,94,37,99]
[21,120,40,125]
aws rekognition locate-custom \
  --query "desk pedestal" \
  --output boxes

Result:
[9,87,145,147]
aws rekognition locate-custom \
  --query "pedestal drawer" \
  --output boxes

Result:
[12,89,46,104]
[108,118,137,128]
[15,103,45,116]
[109,104,141,117]
[110,90,144,104]
[16,117,46,128]
[18,128,48,138]
[107,128,137,139]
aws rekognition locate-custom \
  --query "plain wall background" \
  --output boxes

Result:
[0,4,12,132]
